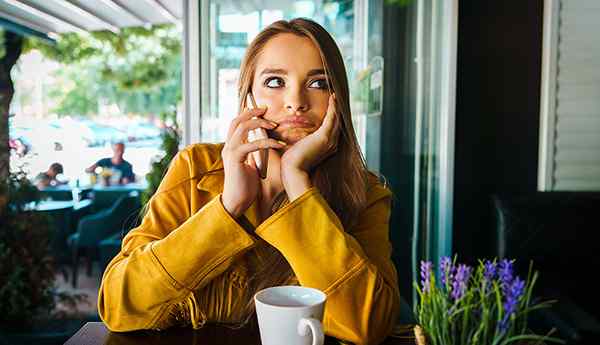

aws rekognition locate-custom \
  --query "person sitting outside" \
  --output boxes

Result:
[35,162,67,189]
[86,142,135,184]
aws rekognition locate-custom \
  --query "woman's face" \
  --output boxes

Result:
[251,33,330,145]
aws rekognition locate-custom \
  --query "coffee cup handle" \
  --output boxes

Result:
[297,318,324,345]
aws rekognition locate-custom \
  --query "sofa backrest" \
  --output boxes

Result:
[491,192,600,312]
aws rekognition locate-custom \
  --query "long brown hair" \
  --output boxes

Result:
[235,18,370,325]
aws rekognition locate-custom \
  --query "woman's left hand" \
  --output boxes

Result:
[280,93,339,200]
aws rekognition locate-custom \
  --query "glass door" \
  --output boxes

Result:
[199,0,384,171]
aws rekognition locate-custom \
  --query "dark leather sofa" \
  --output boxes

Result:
[492,192,600,345]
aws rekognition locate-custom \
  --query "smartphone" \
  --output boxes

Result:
[246,93,269,179]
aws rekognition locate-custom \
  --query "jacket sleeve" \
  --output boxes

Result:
[255,186,400,345]
[98,149,256,332]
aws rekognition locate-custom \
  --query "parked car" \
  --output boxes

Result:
[76,120,128,147]
[10,121,85,153]
[8,133,31,156]
[9,125,31,155]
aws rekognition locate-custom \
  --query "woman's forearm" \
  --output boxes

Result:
[281,167,312,202]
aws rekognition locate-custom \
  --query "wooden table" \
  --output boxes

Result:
[64,322,417,345]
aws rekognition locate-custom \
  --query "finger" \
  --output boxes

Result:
[230,118,278,146]
[227,107,268,140]
[321,94,340,156]
[319,93,337,136]
[233,139,286,162]
[246,150,257,169]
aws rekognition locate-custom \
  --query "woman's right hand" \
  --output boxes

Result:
[221,107,285,218]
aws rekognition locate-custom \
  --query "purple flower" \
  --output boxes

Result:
[499,277,526,332]
[440,256,453,286]
[484,260,497,280]
[420,261,433,293]
[482,260,497,292]
[451,264,472,301]
[498,259,514,291]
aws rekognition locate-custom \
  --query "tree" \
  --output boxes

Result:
[47,51,181,117]
[29,24,181,117]
[1,24,181,203]
[0,30,23,206]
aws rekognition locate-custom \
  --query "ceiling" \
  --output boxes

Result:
[0,0,182,38]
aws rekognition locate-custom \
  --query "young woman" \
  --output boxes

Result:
[98,18,400,345]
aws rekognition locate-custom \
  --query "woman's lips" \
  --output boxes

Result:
[277,116,315,128]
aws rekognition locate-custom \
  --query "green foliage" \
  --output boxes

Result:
[385,0,414,6]
[0,167,85,330]
[25,24,182,117]
[141,109,181,206]
[46,62,102,116]
[0,29,6,60]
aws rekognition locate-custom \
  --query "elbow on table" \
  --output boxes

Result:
[97,287,148,333]
[336,289,401,345]
[366,302,401,345]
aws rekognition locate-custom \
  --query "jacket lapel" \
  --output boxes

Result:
[196,156,225,194]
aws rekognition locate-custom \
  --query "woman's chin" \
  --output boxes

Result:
[277,128,313,144]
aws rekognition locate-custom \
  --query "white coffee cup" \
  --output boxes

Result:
[254,286,327,345]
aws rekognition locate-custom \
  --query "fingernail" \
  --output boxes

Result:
[269,121,279,127]
[277,140,287,146]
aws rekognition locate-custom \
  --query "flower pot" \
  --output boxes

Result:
[414,325,426,345]
[413,325,548,345]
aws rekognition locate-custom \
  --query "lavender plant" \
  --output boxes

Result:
[414,257,564,345]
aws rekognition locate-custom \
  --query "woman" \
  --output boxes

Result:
[98,18,399,345]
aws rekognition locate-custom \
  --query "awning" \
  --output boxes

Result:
[0,0,182,41]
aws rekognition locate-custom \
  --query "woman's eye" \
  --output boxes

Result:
[265,77,284,88]
[308,79,328,89]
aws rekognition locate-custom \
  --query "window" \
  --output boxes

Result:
[539,0,600,191]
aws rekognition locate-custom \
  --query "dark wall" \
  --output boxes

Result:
[381,3,416,303]
[453,0,544,261]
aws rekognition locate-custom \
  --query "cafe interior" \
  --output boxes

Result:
[1,0,599,344]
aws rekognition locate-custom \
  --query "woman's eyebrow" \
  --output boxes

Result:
[260,68,287,76]
[259,68,326,77]
[307,69,325,77]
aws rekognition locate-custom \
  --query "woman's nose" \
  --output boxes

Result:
[284,89,309,113]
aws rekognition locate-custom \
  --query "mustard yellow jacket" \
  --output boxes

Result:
[98,143,400,345]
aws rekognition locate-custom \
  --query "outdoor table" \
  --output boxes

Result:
[39,182,147,211]
[31,199,93,239]
[64,322,417,345]
[40,185,93,201]
[90,182,147,211]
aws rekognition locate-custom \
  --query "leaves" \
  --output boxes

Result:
[24,24,182,117]
[141,109,180,206]
[385,0,415,7]
[0,168,83,329]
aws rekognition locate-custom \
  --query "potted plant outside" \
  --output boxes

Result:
[0,168,86,345]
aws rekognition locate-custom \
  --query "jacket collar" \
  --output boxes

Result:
[196,155,225,193]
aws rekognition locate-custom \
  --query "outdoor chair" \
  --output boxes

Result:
[98,232,126,273]
[67,192,141,287]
